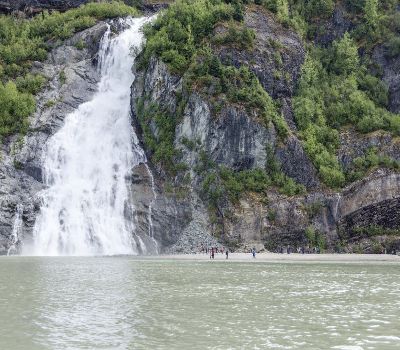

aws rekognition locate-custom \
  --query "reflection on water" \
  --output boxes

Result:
[0,257,399,349]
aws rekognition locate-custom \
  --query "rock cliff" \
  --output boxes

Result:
[1,2,400,255]
[129,4,400,254]
[130,53,400,253]
[0,0,88,13]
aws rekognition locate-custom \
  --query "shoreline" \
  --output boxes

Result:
[140,252,400,263]
[2,253,399,263]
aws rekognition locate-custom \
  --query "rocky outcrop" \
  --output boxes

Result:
[212,6,320,189]
[312,4,353,46]
[372,45,400,114]
[130,5,400,254]
[218,170,400,252]
[0,22,108,253]
[339,129,400,171]
[214,6,305,100]
[177,94,276,171]
[129,163,193,252]
[0,0,88,13]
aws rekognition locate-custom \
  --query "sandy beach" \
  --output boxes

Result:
[141,252,400,263]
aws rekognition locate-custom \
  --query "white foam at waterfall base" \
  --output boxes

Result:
[27,17,154,256]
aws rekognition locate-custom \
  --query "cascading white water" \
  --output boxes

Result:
[7,204,23,256]
[29,17,153,256]
[144,163,159,253]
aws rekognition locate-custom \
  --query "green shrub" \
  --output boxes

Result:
[294,36,400,188]
[346,147,400,182]
[0,81,35,139]
[385,36,400,58]
[305,0,335,19]
[305,225,327,251]
[304,201,325,218]
[75,38,86,50]
[138,0,234,73]
[352,225,400,237]
[357,72,389,107]
[15,74,46,94]
[59,70,67,85]
[364,0,380,28]
[305,226,316,245]
[212,22,255,50]
[136,99,185,175]
[330,33,359,76]
[272,172,306,196]
[267,209,277,222]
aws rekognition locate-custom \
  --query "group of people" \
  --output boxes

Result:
[277,246,320,254]
[199,246,258,259]
[200,246,229,259]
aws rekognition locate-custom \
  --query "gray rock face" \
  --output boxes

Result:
[223,170,400,252]
[131,58,200,252]
[0,0,88,13]
[0,22,108,253]
[372,45,400,114]
[212,6,319,189]
[214,6,305,100]
[129,163,192,252]
[313,4,353,46]
[177,94,276,171]
[339,129,400,171]
[276,135,320,189]
[132,51,400,253]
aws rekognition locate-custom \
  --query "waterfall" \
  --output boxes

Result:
[29,17,154,256]
[144,163,159,253]
[7,204,23,256]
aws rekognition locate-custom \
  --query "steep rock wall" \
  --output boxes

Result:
[130,6,400,253]
[0,0,88,13]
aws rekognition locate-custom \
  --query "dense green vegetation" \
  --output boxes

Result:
[351,225,400,242]
[138,0,234,74]
[138,0,400,193]
[199,144,305,210]
[0,1,137,141]
[346,147,400,183]
[293,33,400,188]
[242,0,400,189]
[291,8,400,188]
[305,225,327,251]
[138,0,288,135]
[135,98,187,175]
[185,51,289,138]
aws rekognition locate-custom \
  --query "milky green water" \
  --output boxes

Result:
[0,257,399,350]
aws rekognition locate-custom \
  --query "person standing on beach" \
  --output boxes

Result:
[225,249,229,259]
[252,248,256,258]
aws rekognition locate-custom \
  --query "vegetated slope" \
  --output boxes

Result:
[131,0,400,253]
[0,1,138,141]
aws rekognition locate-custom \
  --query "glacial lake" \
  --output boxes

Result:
[0,257,399,349]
